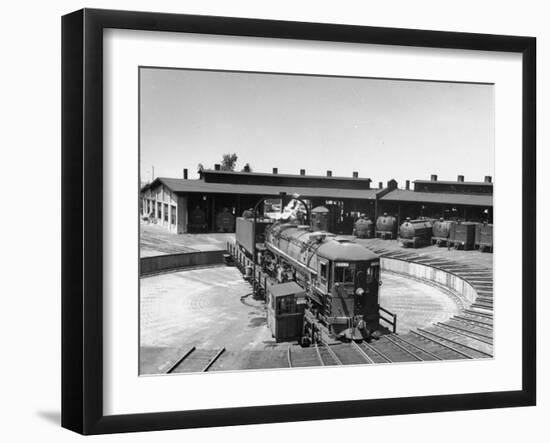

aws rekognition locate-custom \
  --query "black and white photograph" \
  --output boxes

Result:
[139,67,495,375]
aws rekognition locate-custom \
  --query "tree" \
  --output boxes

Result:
[221,153,238,171]
[197,163,204,172]
[241,163,252,172]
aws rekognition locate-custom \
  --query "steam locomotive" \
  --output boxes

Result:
[233,209,392,346]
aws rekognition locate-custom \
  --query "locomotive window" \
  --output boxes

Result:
[320,262,327,280]
[277,296,296,314]
[366,266,379,283]
[335,265,354,283]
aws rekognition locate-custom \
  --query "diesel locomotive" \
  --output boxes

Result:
[233,211,394,346]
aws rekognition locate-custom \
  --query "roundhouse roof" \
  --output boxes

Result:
[142,177,380,200]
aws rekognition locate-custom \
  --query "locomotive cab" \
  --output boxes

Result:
[313,239,381,341]
[327,259,380,340]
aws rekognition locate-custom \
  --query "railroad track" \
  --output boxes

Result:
[167,346,225,373]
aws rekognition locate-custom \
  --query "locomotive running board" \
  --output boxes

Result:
[265,243,317,276]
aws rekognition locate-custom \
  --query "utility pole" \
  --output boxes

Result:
[152,166,155,181]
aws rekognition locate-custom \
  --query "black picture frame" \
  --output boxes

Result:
[61,8,536,435]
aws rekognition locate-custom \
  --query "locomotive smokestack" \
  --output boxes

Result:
[484,175,492,183]
[352,171,358,178]
[457,175,464,182]
[183,168,188,179]
[300,169,306,176]
[405,180,410,190]
[214,163,221,171]
[272,167,278,174]
[431,174,438,181]
[326,170,332,177]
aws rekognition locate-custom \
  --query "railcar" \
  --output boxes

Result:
[431,218,456,246]
[215,208,235,232]
[188,206,207,232]
[375,213,398,239]
[234,217,395,345]
[399,218,433,248]
[353,216,374,238]
[478,223,493,253]
[310,206,331,232]
[448,222,476,250]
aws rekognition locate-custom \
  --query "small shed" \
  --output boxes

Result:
[267,282,307,342]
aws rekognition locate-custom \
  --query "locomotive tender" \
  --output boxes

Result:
[399,218,433,248]
[234,214,393,346]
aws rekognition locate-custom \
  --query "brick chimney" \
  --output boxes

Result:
[457,175,464,182]
[300,169,306,176]
[430,174,438,181]
[214,164,221,171]
[326,170,332,177]
[183,168,188,179]
[352,171,358,178]
[484,176,492,183]
[272,167,278,174]
[405,180,410,190]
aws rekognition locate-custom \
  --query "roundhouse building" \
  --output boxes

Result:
[378,174,493,226]
[140,167,493,234]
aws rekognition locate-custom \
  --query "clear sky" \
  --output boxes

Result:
[140,67,494,186]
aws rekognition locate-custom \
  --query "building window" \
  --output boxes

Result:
[171,205,177,225]
[164,203,169,222]
[157,202,162,219]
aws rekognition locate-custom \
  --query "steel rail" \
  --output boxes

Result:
[410,330,472,359]
[360,341,392,363]
[383,335,423,361]
[389,334,442,361]
[350,341,375,364]
[464,309,493,319]
[203,347,226,372]
[418,328,493,357]
[437,322,493,341]
[435,322,494,345]
[454,315,493,327]
[314,344,325,366]
[166,346,196,374]
[321,342,343,366]
[287,347,293,368]
[451,316,493,331]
